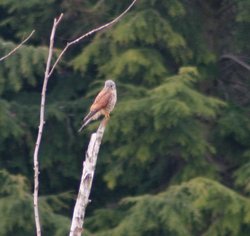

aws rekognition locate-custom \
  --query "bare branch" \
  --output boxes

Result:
[69,120,106,236]
[220,54,250,71]
[33,14,63,236]
[48,0,137,77]
[0,30,35,62]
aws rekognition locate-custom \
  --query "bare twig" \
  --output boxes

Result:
[0,30,35,62]
[69,120,106,236]
[48,0,137,77]
[33,14,63,236]
[220,54,250,71]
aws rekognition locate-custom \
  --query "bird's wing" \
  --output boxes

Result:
[82,89,111,123]
[90,89,111,112]
[83,110,98,123]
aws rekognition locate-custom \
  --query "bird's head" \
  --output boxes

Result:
[105,80,116,90]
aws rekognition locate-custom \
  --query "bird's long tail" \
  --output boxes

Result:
[78,110,98,132]
[78,119,92,132]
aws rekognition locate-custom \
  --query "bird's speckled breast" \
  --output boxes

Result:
[106,90,117,112]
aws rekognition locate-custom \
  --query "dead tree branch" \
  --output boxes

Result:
[33,14,63,236]
[0,30,35,62]
[69,120,106,236]
[220,54,250,71]
[32,1,136,235]
[48,0,137,77]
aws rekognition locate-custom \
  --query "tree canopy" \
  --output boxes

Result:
[0,0,250,235]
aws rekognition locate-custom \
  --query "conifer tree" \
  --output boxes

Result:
[0,0,250,235]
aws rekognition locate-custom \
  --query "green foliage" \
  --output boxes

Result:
[86,177,250,236]
[72,0,194,85]
[0,169,70,235]
[214,107,250,168]
[236,0,250,23]
[101,67,224,189]
[0,99,23,140]
[0,0,250,235]
[0,39,50,93]
[223,0,250,51]
[234,162,250,195]
[0,0,58,41]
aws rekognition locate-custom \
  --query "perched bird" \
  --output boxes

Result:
[78,80,117,132]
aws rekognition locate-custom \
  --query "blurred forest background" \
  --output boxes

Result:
[0,0,250,235]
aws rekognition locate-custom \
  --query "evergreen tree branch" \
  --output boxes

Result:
[69,119,106,236]
[0,30,35,62]
[48,0,137,77]
[33,14,63,236]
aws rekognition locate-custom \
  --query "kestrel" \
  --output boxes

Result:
[78,80,117,132]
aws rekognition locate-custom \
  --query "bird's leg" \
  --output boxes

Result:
[101,111,110,127]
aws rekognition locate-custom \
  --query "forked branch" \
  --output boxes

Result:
[33,15,63,236]
[48,0,137,77]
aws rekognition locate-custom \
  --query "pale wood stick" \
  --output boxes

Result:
[69,120,106,236]
[0,30,35,62]
[33,14,63,236]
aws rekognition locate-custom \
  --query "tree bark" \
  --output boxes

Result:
[33,15,63,236]
[69,120,106,236]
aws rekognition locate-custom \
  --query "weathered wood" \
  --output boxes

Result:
[69,121,106,236]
